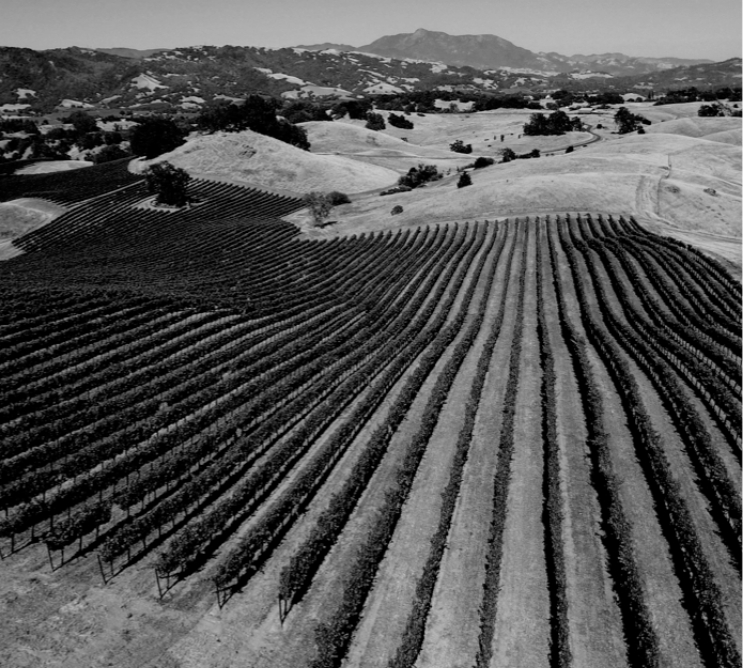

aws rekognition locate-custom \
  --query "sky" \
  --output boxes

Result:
[1,0,740,61]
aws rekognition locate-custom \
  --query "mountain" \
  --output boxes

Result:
[95,48,169,60]
[358,28,714,76]
[359,29,548,71]
[294,43,356,52]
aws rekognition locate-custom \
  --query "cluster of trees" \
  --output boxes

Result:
[129,118,186,159]
[656,86,741,105]
[387,113,414,129]
[523,110,583,136]
[614,107,651,134]
[0,112,133,164]
[196,96,310,150]
[280,100,331,124]
[698,102,741,117]
[397,163,442,189]
[449,139,472,154]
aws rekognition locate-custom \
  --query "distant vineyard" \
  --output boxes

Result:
[0,171,739,668]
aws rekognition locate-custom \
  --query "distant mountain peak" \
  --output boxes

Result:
[357,29,716,75]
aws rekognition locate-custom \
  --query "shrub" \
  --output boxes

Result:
[327,191,351,205]
[380,186,411,196]
[565,145,574,153]
[457,172,472,188]
[473,156,494,169]
[449,139,472,154]
[391,205,403,215]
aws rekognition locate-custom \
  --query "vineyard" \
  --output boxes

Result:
[0,165,740,668]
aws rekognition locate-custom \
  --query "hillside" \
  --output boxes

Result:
[137,129,400,194]
[290,105,741,269]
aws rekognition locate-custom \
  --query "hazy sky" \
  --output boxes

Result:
[1,0,740,61]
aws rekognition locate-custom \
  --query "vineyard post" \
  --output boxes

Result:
[47,544,54,571]
[97,554,108,585]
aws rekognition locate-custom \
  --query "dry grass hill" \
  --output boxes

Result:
[134,130,400,195]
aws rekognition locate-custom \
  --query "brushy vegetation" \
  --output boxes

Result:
[197,96,310,150]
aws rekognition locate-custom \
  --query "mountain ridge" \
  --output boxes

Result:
[354,28,714,75]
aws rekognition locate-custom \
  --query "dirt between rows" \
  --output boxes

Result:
[557,230,702,668]
[415,222,519,668]
[488,220,551,667]
[586,246,742,652]
[539,229,628,668]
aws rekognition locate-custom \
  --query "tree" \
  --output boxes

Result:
[145,162,191,207]
[614,107,645,134]
[94,144,130,164]
[130,118,185,159]
[523,110,576,136]
[500,148,516,163]
[365,112,386,131]
[457,172,472,188]
[66,111,98,135]
[304,192,332,226]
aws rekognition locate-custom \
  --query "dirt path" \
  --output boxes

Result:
[539,223,628,668]
[555,230,703,668]
[415,222,519,668]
